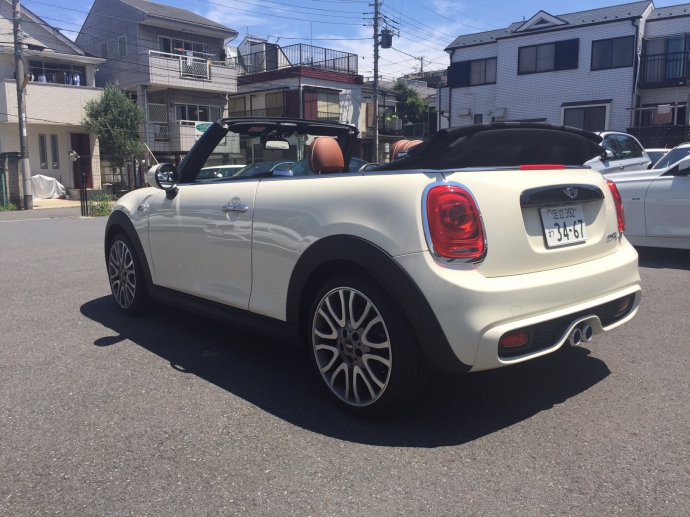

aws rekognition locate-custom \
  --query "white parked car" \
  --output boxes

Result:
[603,154,690,250]
[105,120,641,415]
[585,131,652,175]
[648,142,690,170]
[644,148,671,168]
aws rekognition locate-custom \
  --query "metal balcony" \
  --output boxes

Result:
[239,43,358,75]
[639,51,690,88]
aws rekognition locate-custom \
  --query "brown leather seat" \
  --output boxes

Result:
[389,139,423,161]
[308,137,344,174]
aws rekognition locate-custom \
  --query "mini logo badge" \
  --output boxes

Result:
[563,187,579,199]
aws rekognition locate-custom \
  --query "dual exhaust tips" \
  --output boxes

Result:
[569,323,594,347]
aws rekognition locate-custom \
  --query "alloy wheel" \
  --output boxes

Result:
[108,239,136,309]
[312,287,392,406]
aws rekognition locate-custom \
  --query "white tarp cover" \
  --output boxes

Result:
[31,175,66,199]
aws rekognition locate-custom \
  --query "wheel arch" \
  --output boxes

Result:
[104,210,153,285]
[286,235,471,373]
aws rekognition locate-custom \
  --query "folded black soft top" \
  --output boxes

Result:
[370,122,605,171]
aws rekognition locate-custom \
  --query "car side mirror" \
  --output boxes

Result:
[147,163,179,190]
[600,150,615,161]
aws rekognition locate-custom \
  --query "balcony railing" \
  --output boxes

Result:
[143,50,237,81]
[240,43,358,75]
[379,117,402,132]
[227,108,286,118]
[317,111,340,123]
[626,125,690,148]
[639,51,690,88]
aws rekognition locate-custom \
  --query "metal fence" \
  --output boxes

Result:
[627,125,690,148]
[240,43,358,75]
[0,170,7,208]
[640,52,690,86]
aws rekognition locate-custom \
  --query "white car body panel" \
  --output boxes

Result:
[396,239,640,367]
[249,171,443,319]
[586,131,651,174]
[147,181,259,309]
[112,188,160,273]
[605,166,690,248]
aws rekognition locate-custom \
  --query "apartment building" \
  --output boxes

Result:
[441,1,690,147]
[0,0,104,205]
[227,37,363,163]
[76,0,238,166]
[442,1,654,134]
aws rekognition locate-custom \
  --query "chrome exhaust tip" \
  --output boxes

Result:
[581,324,594,343]
[569,327,582,347]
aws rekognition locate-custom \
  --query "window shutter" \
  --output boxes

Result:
[285,90,300,118]
[366,103,374,127]
[448,61,471,88]
[554,39,579,71]
[303,89,318,120]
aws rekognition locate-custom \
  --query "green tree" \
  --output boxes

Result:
[82,82,146,168]
[393,80,428,124]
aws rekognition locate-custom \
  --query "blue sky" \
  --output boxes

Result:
[22,0,684,80]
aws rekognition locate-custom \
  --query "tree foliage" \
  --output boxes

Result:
[82,82,145,166]
[393,80,428,124]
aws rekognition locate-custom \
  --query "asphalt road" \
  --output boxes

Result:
[1,211,688,516]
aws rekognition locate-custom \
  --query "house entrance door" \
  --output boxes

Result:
[70,133,92,188]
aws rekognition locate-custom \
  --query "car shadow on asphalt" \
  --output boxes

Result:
[81,296,610,448]
[637,246,690,271]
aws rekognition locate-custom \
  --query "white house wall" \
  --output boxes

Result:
[449,19,645,131]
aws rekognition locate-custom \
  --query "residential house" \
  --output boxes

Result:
[76,0,238,175]
[0,0,104,206]
[441,2,654,136]
[228,37,363,164]
[629,3,690,146]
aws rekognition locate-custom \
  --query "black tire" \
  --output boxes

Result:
[307,273,430,416]
[107,232,150,315]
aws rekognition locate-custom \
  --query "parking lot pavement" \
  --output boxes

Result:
[1,216,688,516]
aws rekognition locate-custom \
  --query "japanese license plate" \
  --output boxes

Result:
[540,205,587,248]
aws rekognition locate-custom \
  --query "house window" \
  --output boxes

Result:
[228,97,245,117]
[175,104,215,122]
[562,104,608,132]
[38,135,48,169]
[470,58,497,86]
[265,92,284,117]
[100,42,108,59]
[29,61,86,86]
[518,39,579,74]
[317,91,339,122]
[591,36,634,70]
[159,36,209,56]
[474,114,483,124]
[448,58,496,88]
[50,135,59,169]
[210,106,221,121]
[118,36,127,58]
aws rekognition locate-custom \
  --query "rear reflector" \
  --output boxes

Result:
[519,164,566,170]
[499,331,529,348]
[426,185,485,260]
[606,180,625,232]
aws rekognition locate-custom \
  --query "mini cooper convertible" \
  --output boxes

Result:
[105,119,641,415]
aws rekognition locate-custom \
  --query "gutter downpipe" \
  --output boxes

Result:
[631,18,642,129]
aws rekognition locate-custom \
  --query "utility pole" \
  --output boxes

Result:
[13,0,32,209]
[373,0,379,163]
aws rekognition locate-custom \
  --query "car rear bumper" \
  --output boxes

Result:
[394,238,641,370]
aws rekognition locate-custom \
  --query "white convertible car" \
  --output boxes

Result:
[105,119,641,415]
[604,155,690,250]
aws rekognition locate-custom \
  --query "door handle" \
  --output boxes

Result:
[222,204,249,213]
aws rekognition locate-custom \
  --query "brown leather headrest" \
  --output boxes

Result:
[308,137,344,174]
[390,139,423,161]
[390,140,410,162]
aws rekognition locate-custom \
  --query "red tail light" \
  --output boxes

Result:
[499,331,529,348]
[426,185,485,260]
[606,180,625,232]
